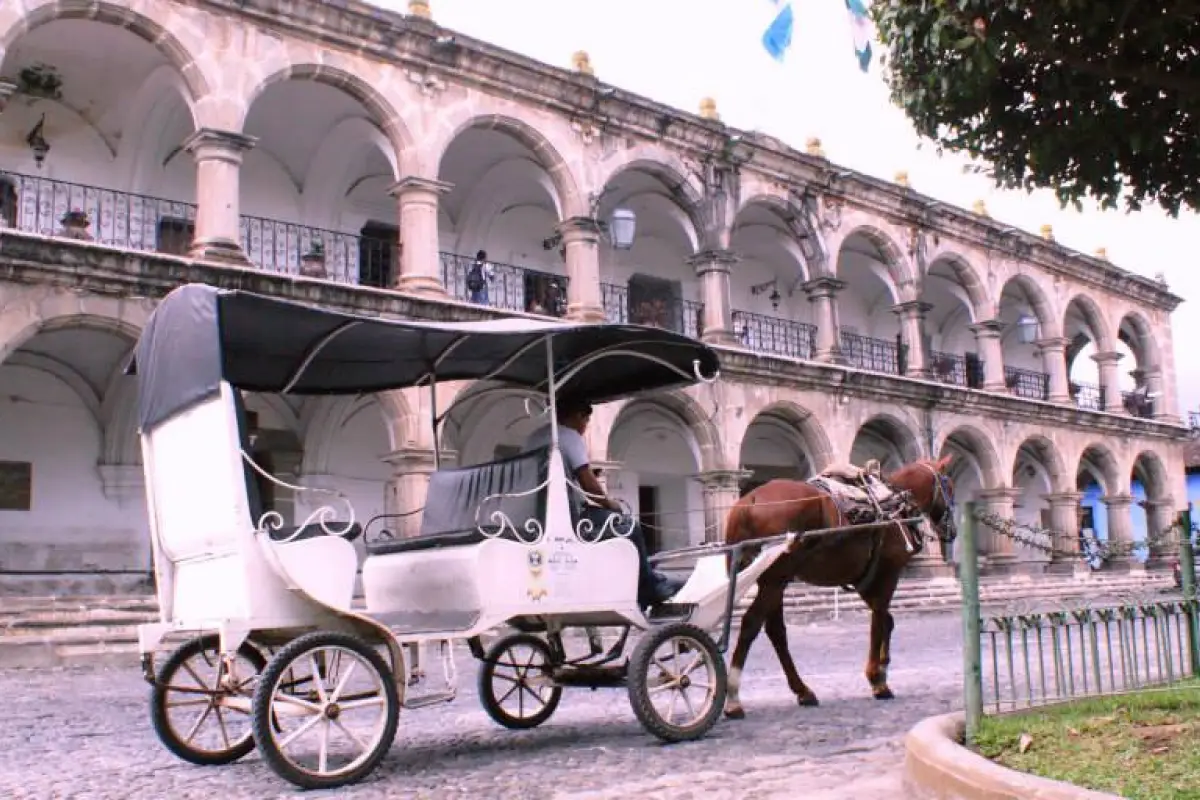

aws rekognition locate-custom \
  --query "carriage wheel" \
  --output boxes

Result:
[149,634,267,766]
[627,622,727,743]
[251,631,399,791]
[478,633,563,730]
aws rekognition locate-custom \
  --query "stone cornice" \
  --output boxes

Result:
[1,232,1187,442]
[189,0,1184,314]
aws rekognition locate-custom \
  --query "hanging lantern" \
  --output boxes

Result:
[1017,313,1040,344]
[609,207,636,250]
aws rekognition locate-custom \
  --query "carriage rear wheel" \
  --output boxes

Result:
[478,633,563,730]
[627,622,727,743]
[251,631,400,791]
[149,634,267,766]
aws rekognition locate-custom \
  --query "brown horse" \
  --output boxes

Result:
[722,455,957,719]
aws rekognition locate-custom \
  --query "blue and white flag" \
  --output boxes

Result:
[845,0,873,72]
[761,0,795,63]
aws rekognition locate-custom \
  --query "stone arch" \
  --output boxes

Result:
[833,221,915,300]
[301,394,394,476]
[240,63,413,176]
[0,296,149,365]
[1011,434,1069,499]
[592,149,707,249]
[1076,442,1122,495]
[609,389,721,472]
[739,400,835,477]
[301,116,400,227]
[731,195,815,285]
[1131,450,1170,501]
[0,2,210,114]
[119,64,200,192]
[433,114,584,221]
[1117,310,1160,370]
[924,250,988,324]
[851,412,923,472]
[374,389,416,453]
[996,273,1058,338]
[936,424,1003,489]
[1063,292,1116,354]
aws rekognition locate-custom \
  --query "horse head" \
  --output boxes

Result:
[889,454,957,561]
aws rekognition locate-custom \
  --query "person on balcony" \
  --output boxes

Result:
[522,395,685,609]
[466,249,494,305]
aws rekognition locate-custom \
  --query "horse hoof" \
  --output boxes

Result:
[724,706,746,720]
[797,692,820,707]
[873,688,895,700]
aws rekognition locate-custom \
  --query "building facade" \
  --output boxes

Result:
[0,0,1189,595]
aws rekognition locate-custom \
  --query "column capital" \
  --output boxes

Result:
[1033,336,1070,354]
[697,468,753,490]
[977,487,1021,503]
[1045,491,1083,507]
[381,447,439,474]
[1090,350,1124,366]
[968,319,1005,337]
[389,176,454,198]
[1101,494,1135,509]
[0,80,17,114]
[183,128,258,160]
[891,300,933,318]
[801,276,846,298]
[687,248,738,275]
[556,215,603,242]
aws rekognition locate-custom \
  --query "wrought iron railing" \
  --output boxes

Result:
[1071,381,1104,411]
[441,251,568,317]
[601,282,703,339]
[239,215,365,283]
[1121,391,1155,419]
[731,310,816,360]
[928,350,985,389]
[839,330,906,375]
[0,170,197,253]
[1004,366,1050,401]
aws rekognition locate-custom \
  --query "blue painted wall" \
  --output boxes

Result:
[1077,473,1200,563]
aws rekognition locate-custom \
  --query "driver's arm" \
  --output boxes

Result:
[561,428,621,512]
[574,465,620,512]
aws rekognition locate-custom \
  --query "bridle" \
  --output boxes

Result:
[918,462,958,552]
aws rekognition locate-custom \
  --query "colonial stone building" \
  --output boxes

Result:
[0,0,1188,594]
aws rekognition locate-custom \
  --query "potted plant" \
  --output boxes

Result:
[60,208,92,240]
[300,240,326,278]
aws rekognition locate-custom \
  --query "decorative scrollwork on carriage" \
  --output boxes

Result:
[240,450,358,540]
[473,479,550,544]
[563,477,636,543]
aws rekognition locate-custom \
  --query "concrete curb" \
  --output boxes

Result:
[903,711,1121,800]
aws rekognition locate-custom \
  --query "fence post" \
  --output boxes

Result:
[959,504,983,744]
[1180,505,1200,676]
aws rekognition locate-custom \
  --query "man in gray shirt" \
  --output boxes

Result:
[524,395,684,608]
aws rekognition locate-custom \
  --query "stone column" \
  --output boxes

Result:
[184,128,257,265]
[381,447,437,539]
[688,249,738,346]
[1091,350,1124,412]
[1035,337,1071,403]
[391,176,452,296]
[1045,492,1086,574]
[697,469,751,544]
[1142,498,1176,570]
[892,301,932,378]
[969,320,1007,391]
[1101,494,1135,571]
[802,276,846,363]
[556,216,604,322]
[977,488,1020,575]
[1145,368,1171,421]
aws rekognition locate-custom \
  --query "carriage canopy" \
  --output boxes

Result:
[128,283,722,432]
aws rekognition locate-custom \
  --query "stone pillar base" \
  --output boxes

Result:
[566,304,606,323]
[189,239,252,267]
[396,275,447,297]
[906,557,955,580]
[813,347,847,365]
[1046,558,1084,576]
[981,554,1021,577]
[702,329,740,348]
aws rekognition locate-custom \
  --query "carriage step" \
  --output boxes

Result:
[551,663,626,689]
[403,690,457,709]
[646,603,694,621]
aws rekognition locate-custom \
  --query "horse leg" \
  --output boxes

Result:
[724,582,772,720]
[862,574,901,700]
[761,587,819,707]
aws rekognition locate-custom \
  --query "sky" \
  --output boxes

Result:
[377,0,1200,413]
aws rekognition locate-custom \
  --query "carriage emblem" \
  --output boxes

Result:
[527,549,548,601]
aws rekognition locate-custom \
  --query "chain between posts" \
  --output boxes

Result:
[975,509,1187,564]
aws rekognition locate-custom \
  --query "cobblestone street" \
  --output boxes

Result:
[0,613,964,800]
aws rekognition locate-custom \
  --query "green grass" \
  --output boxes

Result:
[974,683,1200,800]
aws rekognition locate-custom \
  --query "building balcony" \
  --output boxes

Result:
[601,282,703,338]
[732,310,816,361]
[840,330,907,376]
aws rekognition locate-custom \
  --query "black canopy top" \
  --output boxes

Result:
[129,283,722,432]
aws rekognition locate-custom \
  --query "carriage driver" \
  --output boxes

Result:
[523,395,686,609]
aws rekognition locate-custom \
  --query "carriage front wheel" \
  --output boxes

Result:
[627,622,727,743]
[149,634,267,766]
[478,633,563,730]
[250,631,400,791]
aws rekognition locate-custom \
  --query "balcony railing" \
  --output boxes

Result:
[602,282,702,339]
[840,330,906,375]
[732,310,816,360]
[1004,366,1050,401]
[1122,391,1155,419]
[240,215,366,284]
[1071,381,1104,411]
[441,252,568,317]
[928,350,984,389]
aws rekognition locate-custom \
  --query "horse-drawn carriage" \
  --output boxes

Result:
[130,283,800,790]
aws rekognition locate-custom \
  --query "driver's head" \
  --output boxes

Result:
[556,394,593,434]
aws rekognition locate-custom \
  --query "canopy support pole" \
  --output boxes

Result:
[428,375,441,470]
[545,338,558,451]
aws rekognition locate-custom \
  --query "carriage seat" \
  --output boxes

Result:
[266,522,363,544]
[365,446,550,557]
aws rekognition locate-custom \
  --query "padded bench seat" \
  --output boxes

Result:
[365,446,550,557]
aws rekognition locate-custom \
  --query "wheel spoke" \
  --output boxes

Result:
[679,686,696,721]
[317,719,331,774]
[277,710,324,751]
[339,695,386,711]
[215,706,232,749]
[332,717,370,754]
[310,656,329,704]
[330,661,358,704]
[183,703,214,744]
[165,697,212,709]
[181,661,211,691]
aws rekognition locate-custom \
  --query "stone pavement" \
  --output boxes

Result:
[0,613,965,800]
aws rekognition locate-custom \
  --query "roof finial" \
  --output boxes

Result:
[407,0,431,19]
[571,51,594,76]
[1040,224,1054,241]
[972,199,989,217]
[805,137,825,158]
[699,97,720,121]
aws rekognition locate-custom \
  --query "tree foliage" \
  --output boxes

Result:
[871,1,1200,216]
